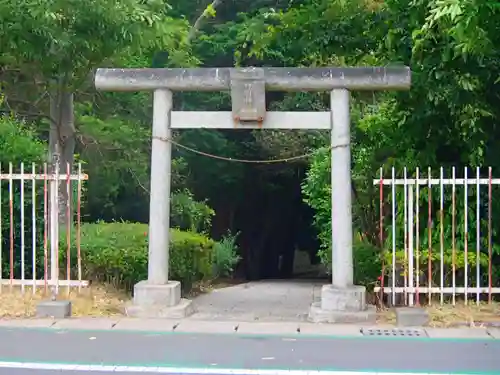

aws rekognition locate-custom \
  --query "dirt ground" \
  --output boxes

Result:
[1,282,499,327]
[0,284,129,318]
[0,279,244,318]
[377,301,500,327]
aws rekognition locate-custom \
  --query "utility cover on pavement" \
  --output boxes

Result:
[360,327,427,337]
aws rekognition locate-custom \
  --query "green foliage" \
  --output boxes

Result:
[0,116,47,163]
[0,0,194,82]
[383,247,490,278]
[77,108,205,223]
[303,140,500,287]
[212,231,241,278]
[0,116,46,277]
[302,145,383,287]
[168,228,215,289]
[174,129,245,201]
[76,109,152,221]
[316,235,382,289]
[301,148,331,251]
[353,238,383,289]
[60,222,215,291]
[381,245,497,289]
[171,189,215,234]
[385,183,500,258]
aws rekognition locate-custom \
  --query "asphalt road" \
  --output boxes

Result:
[0,327,498,374]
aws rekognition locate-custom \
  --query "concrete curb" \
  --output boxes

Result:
[0,318,498,339]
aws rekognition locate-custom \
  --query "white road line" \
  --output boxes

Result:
[0,361,483,375]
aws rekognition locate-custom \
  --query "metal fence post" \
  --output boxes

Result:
[50,152,60,293]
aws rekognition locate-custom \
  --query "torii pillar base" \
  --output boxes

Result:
[308,285,376,323]
[125,280,195,318]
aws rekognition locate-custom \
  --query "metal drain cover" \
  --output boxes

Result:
[360,328,427,337]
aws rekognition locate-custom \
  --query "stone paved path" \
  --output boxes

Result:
[189,279,325,322]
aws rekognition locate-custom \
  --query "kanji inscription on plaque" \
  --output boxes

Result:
[230,68,266,122]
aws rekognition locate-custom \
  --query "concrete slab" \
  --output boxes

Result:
[187,312,258,321]
[133,280,181,307]
[308,301,377,323]
[487,328,500,339]
[395,307,429,327]
[36,300,71,318]
[236,322,300,335]
[320,284,367,311]
[425,327,492,339]
[125,298,195,318]
[0,319,56,328]
[174,320,238,333]
[113,318,178,332]
[298,323,363,336]
[52,318,119,330]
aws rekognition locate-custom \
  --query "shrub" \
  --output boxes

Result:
[212,231,241,278]
[170,189,215,234]
[317,235,382,290]
[60,221,215,292]
[382,247,490,287]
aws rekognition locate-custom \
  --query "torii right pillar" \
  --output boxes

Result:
[309,87,369,322]
[309,79,410,323]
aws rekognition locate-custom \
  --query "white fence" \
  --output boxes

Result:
[0,161,89,295]
[373,166,500,306]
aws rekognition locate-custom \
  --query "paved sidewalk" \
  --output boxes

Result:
[0,317,499,339]
[190,280,323,321]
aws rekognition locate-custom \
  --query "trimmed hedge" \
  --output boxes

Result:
[60,222,214,291]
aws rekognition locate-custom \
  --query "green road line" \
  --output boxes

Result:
[0,359,497,375]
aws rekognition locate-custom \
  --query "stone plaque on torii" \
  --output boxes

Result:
[95,66,411,322]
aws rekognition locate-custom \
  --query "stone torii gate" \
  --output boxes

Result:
[94,67,411,322]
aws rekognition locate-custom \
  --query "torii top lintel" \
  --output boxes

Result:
[94,66,411,92]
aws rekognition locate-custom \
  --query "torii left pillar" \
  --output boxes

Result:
[95,67,411,320]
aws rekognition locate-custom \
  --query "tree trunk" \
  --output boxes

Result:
[49,86,75,229]
[46,82,75,285]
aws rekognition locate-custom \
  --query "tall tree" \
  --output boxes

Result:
[0,0,193,225]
